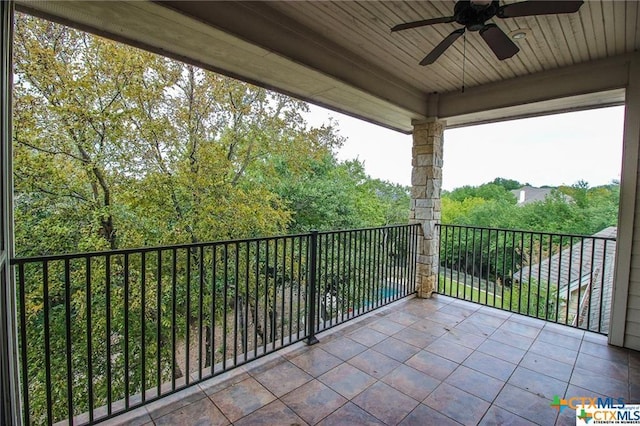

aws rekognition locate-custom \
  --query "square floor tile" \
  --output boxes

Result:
[498,320,541,339]
[478,405,537,426]
[489,329,534,351]
[509,314,548,329]
[386,312,421,326]
[494,384,558,425]
[529,340,578,365]
[454,319,496,337]
[352,381,419,425]
[423,383,490,426]
[438,329,487,350]
[569,366,629,399]
[393,327,437,348]
[519,351,573,382]
[348,327,389,347]
[382,364,440,401]
[445,365,505,402]
[154,397,229,426]
[508,366,568,400]
[348,348,401,379]
[543,322,585,338]
[369,318,406,335]
[575,352,628,381]
[466,311,507,328]
[146,387,208,420]
[319,363,376,399]
[537,329,582,351]
[476,339,526,364]
[281,379,347,425]
[408,318,449,337]
[234,400,306,426]
[209,377,275,422]
[422,311,464,328]
[583,331,609,345]
[462,351,517,381]
[253,360,313,397]
[289,347,343,377]
[199,371,251,396]
[320,336,367,361]
[439,304,475,319]
[579,341,629,364]
[425,338,473,363]
[317,401,385,426]
[406,350,458,381]
[372,337,421,362]
[399,404,462,425]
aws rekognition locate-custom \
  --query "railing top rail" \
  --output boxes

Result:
[436,223,617,242]
[318,223,420,237]
[11,223,419,264]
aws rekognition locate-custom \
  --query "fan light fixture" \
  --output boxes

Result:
[391,1,584,65]
[510,29,529,40]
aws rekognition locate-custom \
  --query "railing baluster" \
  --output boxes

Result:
[211,245,217,375]
[599,241,608,333]
[106,255,112,416]
[17,262,29,425]
[536,233,543,318]
[280,238,286,345]
[254,241,260,358]
[124,253,130,409]
[288,238,294,340]
[233,242,239,365]
[198,246,204,380]
[156,250,162,397]
[587,239,596,331]
[245,242,250,362]
[140,252,146,402]
[307,231,319,345]
[222,244,228,370]
[186,249,191,384]
[171,249,177,390]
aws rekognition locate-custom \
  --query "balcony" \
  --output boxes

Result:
[12,224,640,425]
[92,294,639,425]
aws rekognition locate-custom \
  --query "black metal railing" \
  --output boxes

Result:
[436,224,616,334]
[13,224,419,425]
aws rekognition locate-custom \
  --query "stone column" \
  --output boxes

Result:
[410,119,444,298]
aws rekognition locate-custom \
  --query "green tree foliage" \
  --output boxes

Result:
[442,180,619,235]
[491,177,527,191]
[270,155,410,232]
[13,13,411,423]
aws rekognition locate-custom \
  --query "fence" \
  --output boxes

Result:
[13,224,419,425]
[436,224,615,334]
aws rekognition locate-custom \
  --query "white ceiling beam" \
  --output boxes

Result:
[437,54,631,127]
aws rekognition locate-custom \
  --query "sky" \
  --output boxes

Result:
[305,104,625,191]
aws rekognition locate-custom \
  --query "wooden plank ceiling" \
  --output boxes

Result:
[264,0,639,94]
[15,1,639,131]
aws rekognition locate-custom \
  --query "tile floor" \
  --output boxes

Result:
[106,294,640,426]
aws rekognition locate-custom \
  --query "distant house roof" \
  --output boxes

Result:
[511,186,571,205]
[515,227,617,333]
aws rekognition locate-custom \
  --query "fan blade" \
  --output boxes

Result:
[420,28,465,65]
[391,16,456,32]
[497,1,583,18]
[479,24,519,60]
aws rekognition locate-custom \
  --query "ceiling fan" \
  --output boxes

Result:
[391,0,584,65]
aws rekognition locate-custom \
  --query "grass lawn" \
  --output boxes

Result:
[438,276,512,310]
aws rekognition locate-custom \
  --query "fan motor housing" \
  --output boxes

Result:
[454,0,500,31]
